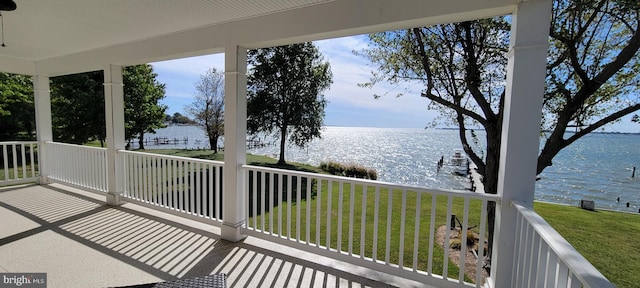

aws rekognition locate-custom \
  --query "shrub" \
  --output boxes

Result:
[449,238,462,250]
[320,161,378,180]
[320,161,344,176]
[367,169,378,180]
[467,229,476,245]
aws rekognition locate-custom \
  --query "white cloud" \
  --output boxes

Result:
[149,35,636,132]
[315,35,370,62]
[316,36,430,116]
[152,36,438,127]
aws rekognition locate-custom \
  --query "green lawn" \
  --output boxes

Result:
[0,164,38,181]
[80,147,640,286]
[246,179,483,281]
[144,149,324,173]
[145,149,479,280]
[535,202,640,288]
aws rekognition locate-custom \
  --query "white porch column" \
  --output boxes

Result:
[490,0,552,286]
[222,46,248,242]
[33,75,52,184]
[104,65,126,206]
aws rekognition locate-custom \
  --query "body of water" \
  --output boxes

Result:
[141,125,640,213]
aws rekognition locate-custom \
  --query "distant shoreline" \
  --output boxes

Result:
[435,127,640,135]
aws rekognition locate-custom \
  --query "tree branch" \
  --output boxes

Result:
[461,22,497,122]
[567,103,640,143]
[538,103,640,174]
[421,92,488,126]
[411,28,435,96]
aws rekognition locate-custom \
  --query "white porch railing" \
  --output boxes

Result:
[6,140,616,287]
[512,201,615,288]
[120,150,224,224]
[46,141,108,193]
[242,165,500,288]
[0,141,38,186]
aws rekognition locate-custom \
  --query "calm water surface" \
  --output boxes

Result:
[142,125,640,212]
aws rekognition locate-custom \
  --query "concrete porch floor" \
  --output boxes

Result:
[0,183,427,288]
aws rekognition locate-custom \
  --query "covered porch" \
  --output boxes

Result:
[1,140,611,287]
[0,183,408,287]
[0,0,614,287]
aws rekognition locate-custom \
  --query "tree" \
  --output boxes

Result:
[187,67,225,153]
[540,0,640,172]
[51,66,167,147]
[359,0,639,257]
[247,43,333,165]
[123,64,167,149]
[0,73,34,140]
[168,112,195,124]
[359,19,509,196]
[51,71,106,144]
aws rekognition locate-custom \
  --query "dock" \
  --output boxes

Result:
[464,163,485,193]
[138,137,189,146]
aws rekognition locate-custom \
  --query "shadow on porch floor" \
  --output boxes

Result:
[0,183,426,288]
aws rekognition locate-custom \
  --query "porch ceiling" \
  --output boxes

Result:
[0,0,518,77]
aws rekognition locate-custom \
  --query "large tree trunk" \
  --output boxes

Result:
[138,132,145,150]
[278,126,287,165]
[483,126,501,266]
[209,134,218,153]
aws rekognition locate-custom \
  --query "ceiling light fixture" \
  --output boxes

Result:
[0,0,16,11]
[0,12,5,47]
[0,0,16,47]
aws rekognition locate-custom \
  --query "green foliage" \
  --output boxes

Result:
[319,161,345,175]
[449,238,462,250]
[319,161,378,180]
[359,3,639,260]
[50,65,167,147]
[123,64,167,149]
[359,19,509,198]
[0,73,34,140]
[186,67,225,152]
[248,43,333,165]
[359,0,640,187]
[539,0,640,172]
[366,169,378,180]
[167,112,195,125]
[51,71,105,144]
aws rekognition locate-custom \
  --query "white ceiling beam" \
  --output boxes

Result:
[32,0,516,76]
[0,56,36,76]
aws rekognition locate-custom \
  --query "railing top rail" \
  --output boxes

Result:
[0,141,38,145]
[243,164,501,201]
[46,141,107,151]
[512,201,615,288]
[119,149,224,166]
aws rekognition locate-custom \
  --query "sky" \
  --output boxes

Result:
[150,35,638,133]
